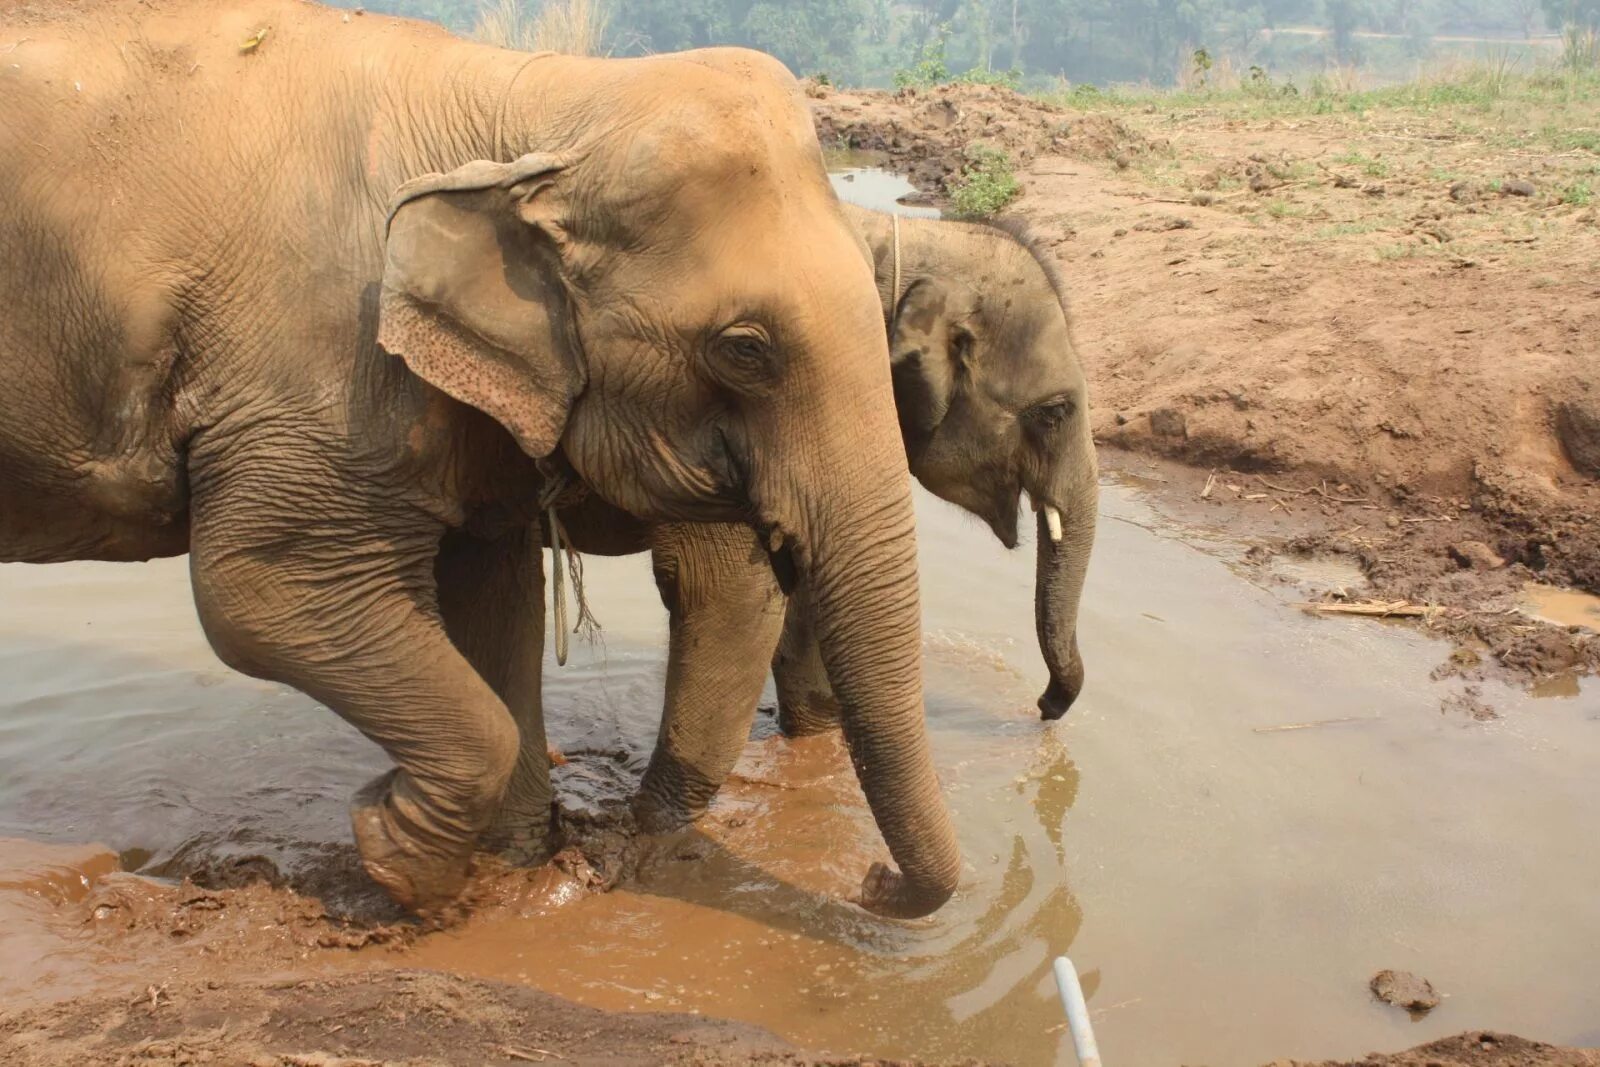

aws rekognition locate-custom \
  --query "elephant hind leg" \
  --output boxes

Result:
[434,523,555,865]
[187,453,519,915]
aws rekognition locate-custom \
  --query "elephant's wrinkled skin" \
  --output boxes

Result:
[0,2,958,918]
[548,206,1098,831]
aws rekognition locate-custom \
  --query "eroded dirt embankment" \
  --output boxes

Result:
[811,81,1600,692]
[0,968,811,1066]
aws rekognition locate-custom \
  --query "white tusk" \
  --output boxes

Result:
[1045,506,1064,544]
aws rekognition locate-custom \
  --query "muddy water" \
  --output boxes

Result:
[2,174,1599,1065]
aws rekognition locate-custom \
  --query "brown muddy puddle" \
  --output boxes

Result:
[4,174,1600,1064]
[5,478,1600,1064]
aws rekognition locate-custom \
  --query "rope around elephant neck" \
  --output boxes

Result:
[538,473,599,667]
[891,213,902,320]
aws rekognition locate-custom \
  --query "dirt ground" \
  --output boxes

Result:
[1277,1032,1600,1067]
[811,80,1600,700]
[0,968,869,1066]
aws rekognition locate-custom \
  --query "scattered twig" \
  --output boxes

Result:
[1254,715,1380,733]
[1252,474,1371,505]
[500,1047,563,1063]
[1200,471,1217,499]
[1298,599,1433,618]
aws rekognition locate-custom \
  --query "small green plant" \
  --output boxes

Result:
[947,146,1021,218]
[1191,47,1213,88]
[812,71,832,87]
[956,66,1023,90]
[1561,25,1600,73]
[1563,181,1594,206]
[893,27,951,89]
[1333,150,1390,177]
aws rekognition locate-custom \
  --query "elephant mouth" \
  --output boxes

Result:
[981,489,1023,550]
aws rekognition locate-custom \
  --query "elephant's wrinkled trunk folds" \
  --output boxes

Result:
[1034,417,1098,721]
[802,484,961,919]
[766,284,961,919]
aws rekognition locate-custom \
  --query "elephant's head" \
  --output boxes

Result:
[844,203,1098,721]
[376,56,958,917]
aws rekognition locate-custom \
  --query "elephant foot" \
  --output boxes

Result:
[775,696,841,738]
[481,795,559,868]
[630,791,706,836]
[349,769,471,916]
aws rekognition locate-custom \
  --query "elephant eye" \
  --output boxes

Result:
[705,323,779,394]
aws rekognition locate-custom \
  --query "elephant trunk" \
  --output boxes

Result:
[800,478,961,918]
[1034,419,1099,721]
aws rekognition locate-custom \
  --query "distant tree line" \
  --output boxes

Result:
[334,0,1597,87]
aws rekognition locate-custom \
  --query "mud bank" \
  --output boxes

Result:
[1280,1032,1600,1066]
[0,968,841,1066]
[811,82,1600,692]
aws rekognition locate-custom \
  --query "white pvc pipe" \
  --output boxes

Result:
[1052,956,1102,1067]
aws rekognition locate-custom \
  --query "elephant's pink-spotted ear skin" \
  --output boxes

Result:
[377,156,585,460]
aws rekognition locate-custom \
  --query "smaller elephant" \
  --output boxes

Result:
[551,201,1098,834]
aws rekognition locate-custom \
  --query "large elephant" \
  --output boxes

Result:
[545,203,1098,831]
[0,2,958,918]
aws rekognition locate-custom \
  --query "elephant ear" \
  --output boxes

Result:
[377,153,585,459]
[888,278,968,443]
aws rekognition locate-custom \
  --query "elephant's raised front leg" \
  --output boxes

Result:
[435,522,555,866]
[773,584,843,738]
[186,434,519,915]
[632,523,787,833]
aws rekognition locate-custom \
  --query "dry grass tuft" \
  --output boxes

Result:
[473,0,610,57]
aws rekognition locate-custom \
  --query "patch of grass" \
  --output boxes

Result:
[1039,66,1600,150]
[1332,150,1390,177]
[1563,181,1595,206]
[1266,198,1307,219]
[1314,218,1393,238]
[946,146,1021,218]
[1547,126,1600,154]
[1376,241,1422,261]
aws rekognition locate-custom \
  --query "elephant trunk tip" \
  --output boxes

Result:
[1037,659,1085,722]
[858,860,957,920]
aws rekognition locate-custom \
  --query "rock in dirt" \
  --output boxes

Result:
[1449,181,1481,203]
[1134,214,1193,232]
[1449,541,1506,571]
[1150,408,1188,438]
[1370,968,1441,1013]
[1553,396,1600,478]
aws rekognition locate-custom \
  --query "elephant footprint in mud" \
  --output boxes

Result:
[544,202,1098,834]
[0,2,957,918]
